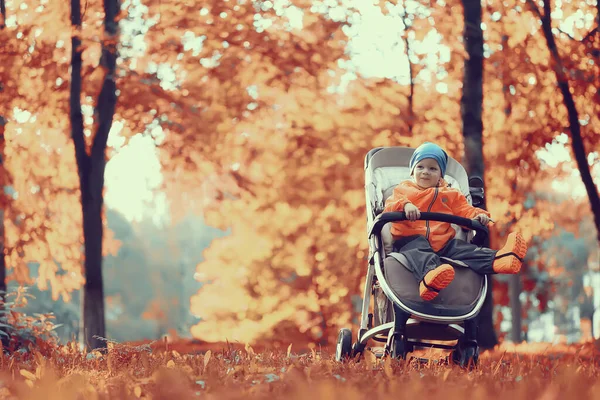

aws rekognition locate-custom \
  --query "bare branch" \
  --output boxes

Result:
[557,27,576,40]
[0,0,5,30]
[82,0,89,21]
[90,0,119,166]
[542,0,551,23]
[399,6,414,135]
[70,0,89,180]
[581,27,598,44]
[526,0,598,43]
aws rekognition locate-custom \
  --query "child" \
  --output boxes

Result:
[384,142,528,301]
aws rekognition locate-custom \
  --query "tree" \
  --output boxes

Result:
[70,0,120,350]
[160,0,525,345]
[474,0,599,339]
[170,1,469,345]
[0,0,80,346]
[0,118,5,298]
[0,0,104,304]
[497,16,524,344]
[0,88,7,347]
[525,0,600,243]
[3,0,597,348]
[459,0,499,349]
[1,0,8,299]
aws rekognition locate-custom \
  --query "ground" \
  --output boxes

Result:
[1,339,600,399]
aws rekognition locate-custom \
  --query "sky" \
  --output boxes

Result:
[104,130,168,225]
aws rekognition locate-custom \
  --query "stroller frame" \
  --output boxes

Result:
[335,147,490,367]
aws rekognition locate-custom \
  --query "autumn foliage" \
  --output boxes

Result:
[0,0,599,361]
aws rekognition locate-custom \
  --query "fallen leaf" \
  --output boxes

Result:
[364,350,377,368]
[204,350,212,370]
[443,369,451,382]
[20,369,37,381]
[245,343,255,356]
[383,356,393,378]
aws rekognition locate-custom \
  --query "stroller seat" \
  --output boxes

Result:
[384,257,484,313]
[374,153,486,318]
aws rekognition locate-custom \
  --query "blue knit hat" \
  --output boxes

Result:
[409,142,448,177]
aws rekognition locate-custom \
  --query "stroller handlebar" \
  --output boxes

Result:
[369,211,489,247]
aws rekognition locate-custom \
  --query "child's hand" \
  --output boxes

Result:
[474,214,491,225]
[404,203,421,221]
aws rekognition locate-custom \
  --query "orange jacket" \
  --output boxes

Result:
[383,180,490,252]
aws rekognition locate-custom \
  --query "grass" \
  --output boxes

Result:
[1,340,600,399]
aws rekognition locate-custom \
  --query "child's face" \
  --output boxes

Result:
[413,158,442,188]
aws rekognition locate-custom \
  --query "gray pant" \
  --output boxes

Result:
[393,235,497,282]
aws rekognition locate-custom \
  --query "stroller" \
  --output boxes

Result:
[335,146,490,367]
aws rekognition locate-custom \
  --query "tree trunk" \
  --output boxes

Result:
[70,0,119,350]
[0,0,5,29]
[0,4,8,347]
[460,0,499,349]
[460,4,485,180]
[509,271,523,342]
[0,127,6,298]
[0,115,6,299]
[0,126,6,332]
[80,196,106,350]
[499,31,522,343]
[0,207,6,349]
[477,278,498,349]
[0,212,5,298]
[400,10,414,135]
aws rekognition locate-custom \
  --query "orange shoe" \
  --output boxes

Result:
[493,232,528,274]
[419,264,455,301]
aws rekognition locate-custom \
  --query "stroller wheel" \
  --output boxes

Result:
[388,335,409,360]
[451,341,479,369]
[352,341,365,358]
[335,328,353,362]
